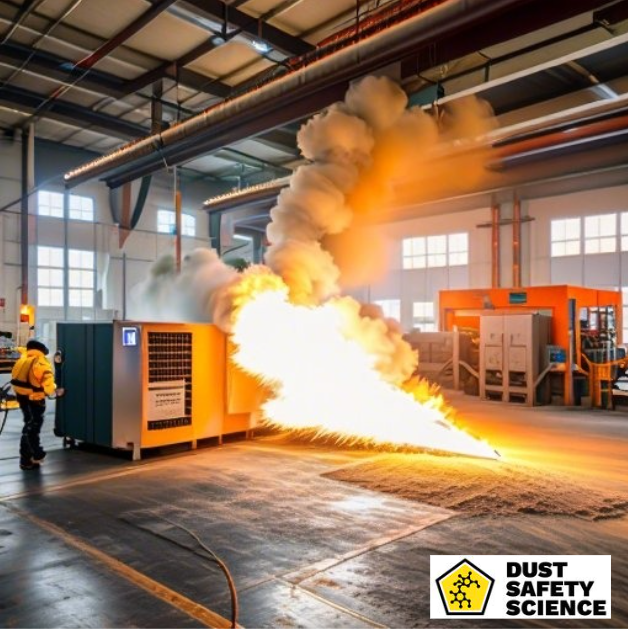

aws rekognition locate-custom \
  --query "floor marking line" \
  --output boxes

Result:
[282,513,453,584]
[2,503,236,629]
[278,578,388,628]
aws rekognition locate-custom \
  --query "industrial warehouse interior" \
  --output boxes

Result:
[1,0,628,627]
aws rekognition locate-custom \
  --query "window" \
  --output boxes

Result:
[402,237,426,269]
[448,233,468,266]
[157,210,196,236]
[427,235,447,268]
[68,249,94,308]
[182,214,196,237]
[37,191,63,218]
[402,232,469,269]
[413,301,436,331]
[374,299,401,321]
[157,210,175,234]
[551,218,581,257]
[584,213,616,254]
[36,247,95,308]
[37,246,64,306]
[37,191,94,221]
[69,194,94,221]
[620,213,628,251]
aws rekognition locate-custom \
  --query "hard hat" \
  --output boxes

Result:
[26,339,49,355]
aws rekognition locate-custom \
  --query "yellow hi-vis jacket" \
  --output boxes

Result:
[11,349,56,400]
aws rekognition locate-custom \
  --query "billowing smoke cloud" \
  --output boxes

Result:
[135,75,495,385]
[131,248,237,323]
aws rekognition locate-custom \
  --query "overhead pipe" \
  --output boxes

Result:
[64,0,549,188]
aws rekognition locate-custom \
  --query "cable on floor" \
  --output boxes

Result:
[120,512,239,628]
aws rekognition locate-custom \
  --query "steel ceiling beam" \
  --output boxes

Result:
[0,85,147,139]
[0,0,44,45]
[65,0,617,188]
[183,0,314,56]
[399,0,621,82]
[73,0,178,70]
[0,42,128,99]
[252,128,299,155]
[124,60,231,98]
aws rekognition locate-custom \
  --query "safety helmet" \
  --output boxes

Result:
[26,339,49,355]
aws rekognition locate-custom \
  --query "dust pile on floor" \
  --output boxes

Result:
[324,454,628,520]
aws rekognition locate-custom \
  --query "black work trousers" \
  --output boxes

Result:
[17,394,46,464]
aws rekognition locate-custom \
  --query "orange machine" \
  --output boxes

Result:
[439,286,622,404]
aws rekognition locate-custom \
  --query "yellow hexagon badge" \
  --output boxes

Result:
[436,559,495,615]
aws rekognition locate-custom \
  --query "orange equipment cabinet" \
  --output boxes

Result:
[439,286,622,404]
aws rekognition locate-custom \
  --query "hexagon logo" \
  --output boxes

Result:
[436,559,494,615]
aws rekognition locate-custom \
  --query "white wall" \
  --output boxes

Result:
[0,136,224,348]
[355,207,491,330]
[350,184,628,332]
[528,185,628,289]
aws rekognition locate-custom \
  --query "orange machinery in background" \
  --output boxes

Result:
[439,286,622,405]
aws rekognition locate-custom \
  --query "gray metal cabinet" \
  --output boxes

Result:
[479,314,551,405]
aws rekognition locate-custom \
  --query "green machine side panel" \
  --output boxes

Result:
[55,323,113,447]
[92,324,113,446]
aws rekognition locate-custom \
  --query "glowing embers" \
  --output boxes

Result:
[232,286,496,459]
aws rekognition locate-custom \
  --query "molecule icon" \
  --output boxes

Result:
[449,571,480,609]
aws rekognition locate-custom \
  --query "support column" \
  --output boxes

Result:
[512,195,522,288]
[63,189,70,321]
[20,126,33,305]
[491,203,500,288]
[174,166,181,272]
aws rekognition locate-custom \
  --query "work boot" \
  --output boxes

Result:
[32,451,47,464]
[19,460,41,471]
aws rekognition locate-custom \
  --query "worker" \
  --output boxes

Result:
[11,339,64,470]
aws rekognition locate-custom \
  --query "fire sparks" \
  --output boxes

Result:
[230,276,497,459]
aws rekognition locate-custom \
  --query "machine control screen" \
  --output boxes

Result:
[122,327,138,347]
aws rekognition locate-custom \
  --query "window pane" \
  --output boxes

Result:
[585,216,600,238]
[428,253,446,267]
[448,233,468,252]
[38,247,50,266]
[599,214,616,237]
[449,252,468,266]
[38,288,50,306]
[600,237,616,253]
[565,240,580,256]
[551,220,566,241]
[413,238,426,255]
[552,242,566,257]
[427,235,447,254]
[585,239,600,255]
[50,248,64,267]
[69,289,81,307]
[565,219,580,240]
[50,269,63,287]
[81,290,94,307]
[50,289,63,307]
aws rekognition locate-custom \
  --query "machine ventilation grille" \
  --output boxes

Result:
[147,332,192,429]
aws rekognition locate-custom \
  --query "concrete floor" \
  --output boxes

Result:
[0,393,626,628]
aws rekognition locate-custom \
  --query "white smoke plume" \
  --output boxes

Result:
[131,248,237,323]
[135,75,494,385]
